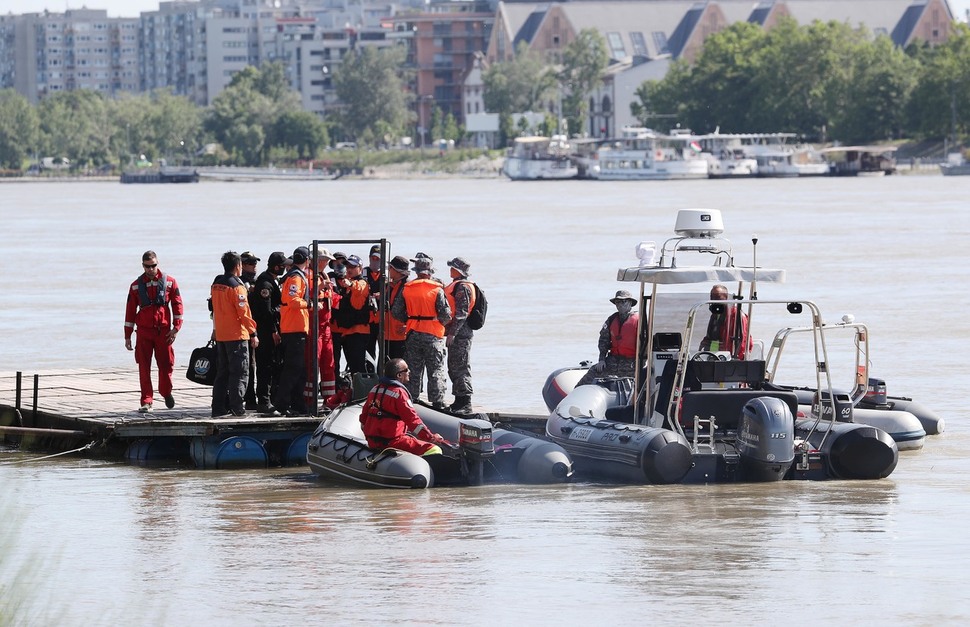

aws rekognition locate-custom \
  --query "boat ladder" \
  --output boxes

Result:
[692,415,716,453]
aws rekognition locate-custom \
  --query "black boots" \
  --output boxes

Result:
[450,395,472,414]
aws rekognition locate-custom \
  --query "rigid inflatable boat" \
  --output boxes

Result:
[308,401,572,489]
[544,209,900,484]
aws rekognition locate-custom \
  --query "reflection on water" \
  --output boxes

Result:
[3,178,970,622]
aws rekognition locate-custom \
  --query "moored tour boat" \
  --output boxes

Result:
[578,127,709,181]
[501,135,578,181]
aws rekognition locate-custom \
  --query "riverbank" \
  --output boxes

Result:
[0,139,958,182]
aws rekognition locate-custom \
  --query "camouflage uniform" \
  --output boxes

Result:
[445,280,474,397]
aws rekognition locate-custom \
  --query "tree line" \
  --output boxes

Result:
[3,19,970,170]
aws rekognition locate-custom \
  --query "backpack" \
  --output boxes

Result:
[466,283,487,330]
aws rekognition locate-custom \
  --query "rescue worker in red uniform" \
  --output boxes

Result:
[700,284,753,359]
[307,249,338,406]
[125,250,183,412]
[359,358,446,456]
[577,289,640,387]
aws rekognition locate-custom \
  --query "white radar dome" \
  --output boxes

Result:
[674,209,724,238]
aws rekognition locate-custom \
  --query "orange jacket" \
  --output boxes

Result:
[211,274,257,341]
[383,278,407,341]
[335,277,370,336]
[280,267,310,334]
[402,279,449,338]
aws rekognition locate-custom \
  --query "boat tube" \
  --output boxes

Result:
[791,388,926,451]
[794,419,898,480]
[859,377,944,435]
[546,384,693,484]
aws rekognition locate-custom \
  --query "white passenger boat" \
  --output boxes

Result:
[543,209,900,484]
[696,132,759,178]
[501,135,578,180]
[737,133,830,177]
[580,127,709,181]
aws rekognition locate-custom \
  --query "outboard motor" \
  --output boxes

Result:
[812,390,854,423]
[457,418,495,485]
[736,396,795,481]
[860,377,890,409]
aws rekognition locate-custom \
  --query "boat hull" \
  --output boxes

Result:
[502,157,578,180]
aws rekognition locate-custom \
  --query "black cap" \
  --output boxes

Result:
[369,244,381,257]
[241,251,260,265]
[267,251,287,267]
[292,246,310,265]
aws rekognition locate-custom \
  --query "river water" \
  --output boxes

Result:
[1,176,969,624]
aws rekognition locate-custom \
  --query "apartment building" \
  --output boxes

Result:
[1,9,139,103]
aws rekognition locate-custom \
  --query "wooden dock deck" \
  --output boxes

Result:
[0,368,321,468]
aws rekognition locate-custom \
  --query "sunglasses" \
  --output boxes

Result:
[397,368,410,374]
[143,263,157,268]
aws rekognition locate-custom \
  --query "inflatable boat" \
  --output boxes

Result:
[544,209,900,484]
[307,401,573,489]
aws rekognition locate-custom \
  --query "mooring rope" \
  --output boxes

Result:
[0,440,98,465]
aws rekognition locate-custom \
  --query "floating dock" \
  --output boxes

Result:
[0,369,319,469]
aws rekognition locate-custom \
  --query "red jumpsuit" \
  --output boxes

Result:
[304,281,339,406]
[125,272,183,406]
[359,379,438,455]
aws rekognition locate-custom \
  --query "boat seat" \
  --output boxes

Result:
[604,404,636,423]
[689,359,767,386]
[679,389,798,430]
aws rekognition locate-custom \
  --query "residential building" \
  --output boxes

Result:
[391,0,493,146]
[1,9,140,103]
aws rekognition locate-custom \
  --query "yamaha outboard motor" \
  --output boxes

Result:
[736,396,795,481]
[812,390,854,423]
[457,418,495,485]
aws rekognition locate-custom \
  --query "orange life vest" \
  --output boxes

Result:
[403,279,446,338]
[609,313,639,358]
[444,280,477,321]
[384,279,408,341]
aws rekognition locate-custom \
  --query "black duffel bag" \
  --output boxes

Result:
[186,340,218,386]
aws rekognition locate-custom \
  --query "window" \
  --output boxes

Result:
[651,31,668,55]
[607,32,625,58]
[629,32,647,56]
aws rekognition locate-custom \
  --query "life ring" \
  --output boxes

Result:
[655,149,664,161]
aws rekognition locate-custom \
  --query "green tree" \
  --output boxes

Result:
[146,90,204,164]
[0,89,40,169]
[38,90,111,168]
[833,35,918,143]
[559,28,609,136]
[205,62,302,165]
[272,109,329,159]
[482,42,558,116]
[907,24,970,140]
[332,46,412,146]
